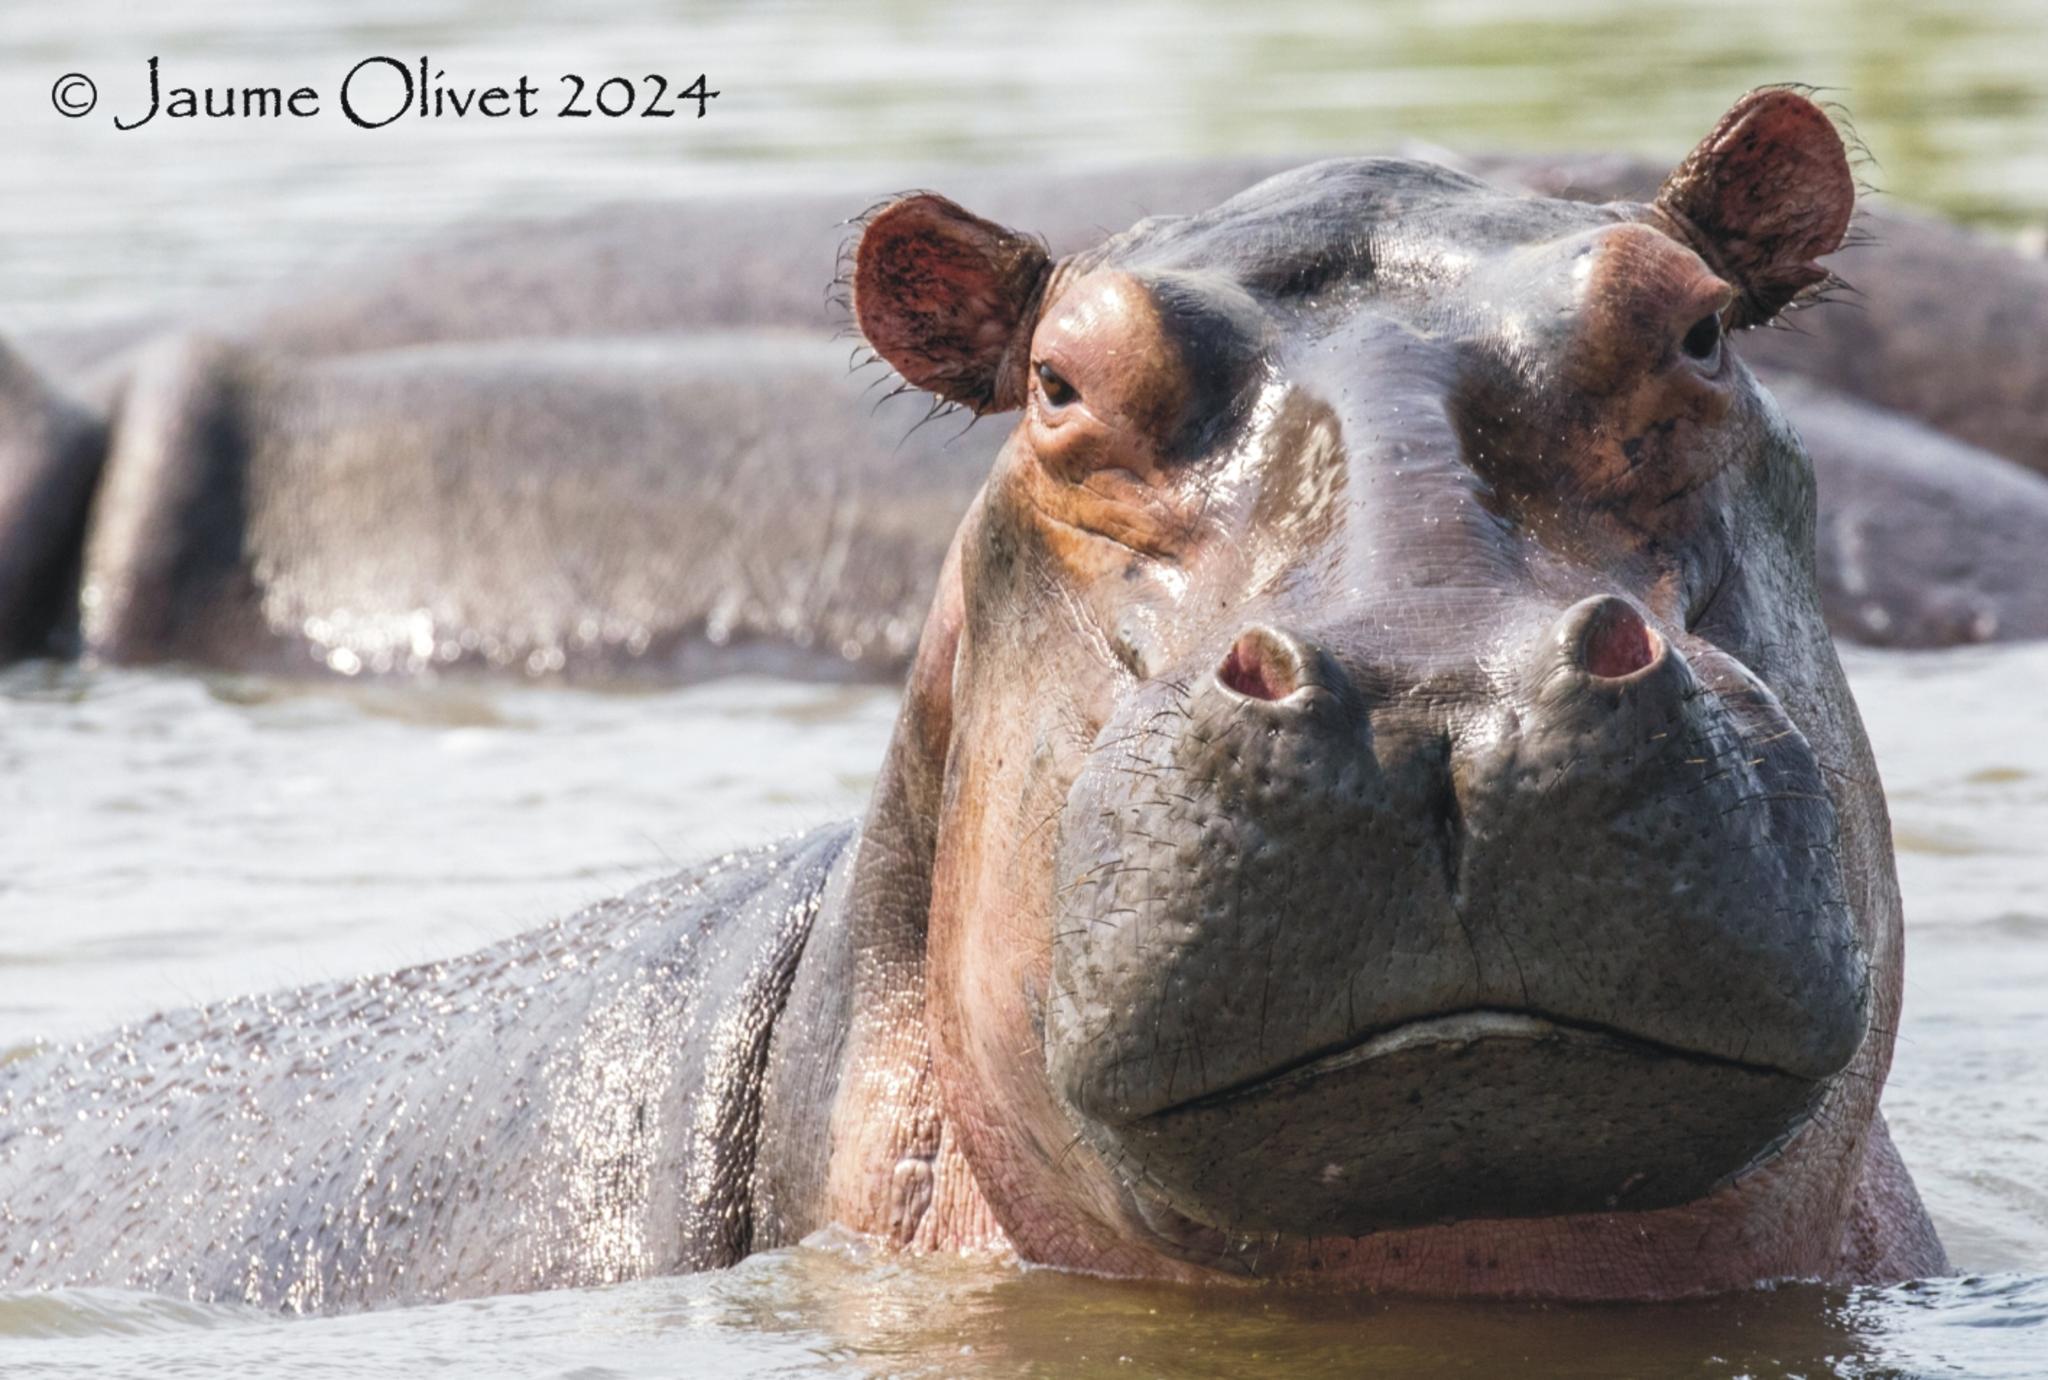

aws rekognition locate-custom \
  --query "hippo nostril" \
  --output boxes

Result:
[1217,627,1301,702]
[1578,598,1665,680]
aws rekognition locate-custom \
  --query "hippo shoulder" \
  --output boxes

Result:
[0,821,856,1310]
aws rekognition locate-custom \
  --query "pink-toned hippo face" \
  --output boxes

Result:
[853,91,1891,1284]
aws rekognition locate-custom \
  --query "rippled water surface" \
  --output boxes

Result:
[3,0,2047,1376]
[2,646,2045,1377]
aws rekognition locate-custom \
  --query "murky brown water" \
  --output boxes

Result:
[2,0,2045,1375]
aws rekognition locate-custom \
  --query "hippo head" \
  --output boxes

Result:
[847,91,1899,1289]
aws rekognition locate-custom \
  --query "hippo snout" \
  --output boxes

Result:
[1045,600,1867,1238]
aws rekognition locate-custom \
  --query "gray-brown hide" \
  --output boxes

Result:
[0,341,102,661]
[2,155,2046,675]
[1783,378,2048,646]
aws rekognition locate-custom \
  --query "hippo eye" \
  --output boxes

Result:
[1035,361,1079,409]
[1681,312,1723,364]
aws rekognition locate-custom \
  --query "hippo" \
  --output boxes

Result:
[0,90,1950,1306]
[69,322,2043,682]
[5,149,2048,676]
[0,340,102,661]
[75,332,980,679]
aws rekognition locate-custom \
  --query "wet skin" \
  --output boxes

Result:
[0,90,1948,1308]
[3,154,2047,674]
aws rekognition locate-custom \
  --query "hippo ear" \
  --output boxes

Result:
[853,194,1053,414]
[1653,89,1855,329]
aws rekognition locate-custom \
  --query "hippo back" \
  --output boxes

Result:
[0,823,853,1311]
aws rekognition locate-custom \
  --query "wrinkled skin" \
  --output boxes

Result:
[3,153,2046,674]
[0,91,1948,1309]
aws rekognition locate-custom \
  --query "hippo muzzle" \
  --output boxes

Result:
[1047,593,1867,1236]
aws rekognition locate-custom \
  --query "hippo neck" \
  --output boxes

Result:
[749,680,1009,1255]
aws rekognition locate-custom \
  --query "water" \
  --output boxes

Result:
[1,1253,2045,1379]
[1,645,2044,1377]
[3,0,2046,332]
[0,666,896,1040]
[3,0,2047,1375]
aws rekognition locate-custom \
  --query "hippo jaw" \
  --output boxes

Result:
[1123,1010,1828,1232]
[849,89,1903,1292]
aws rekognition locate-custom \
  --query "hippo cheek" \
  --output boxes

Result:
[1043,610,1866,1241]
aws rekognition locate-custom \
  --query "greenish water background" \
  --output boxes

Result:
[1,0,2044,331]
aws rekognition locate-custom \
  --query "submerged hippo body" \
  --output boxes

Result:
[1784,379,2048,646]
[0,829,853,1307]
[5,152,2048,675]
[79,333,982,679]
[0,92,1950,1306]
[0,343,102,661]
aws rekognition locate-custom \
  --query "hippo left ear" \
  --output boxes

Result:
[1654,89,1856,328]
[853,194,1053,414]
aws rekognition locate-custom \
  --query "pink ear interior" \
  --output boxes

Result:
[1654,89,1855,326]
[853,194,1051,414]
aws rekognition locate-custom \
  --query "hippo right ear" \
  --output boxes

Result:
[1653,89,1856,329]
[852,195,1053,414]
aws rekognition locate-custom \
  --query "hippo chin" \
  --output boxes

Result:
[0,91,1946,1308]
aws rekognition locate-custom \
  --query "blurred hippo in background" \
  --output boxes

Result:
[5,162,1291,678]
[0,90,1948,1308]
[3,129,2046,676]
[78,333,969,679]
